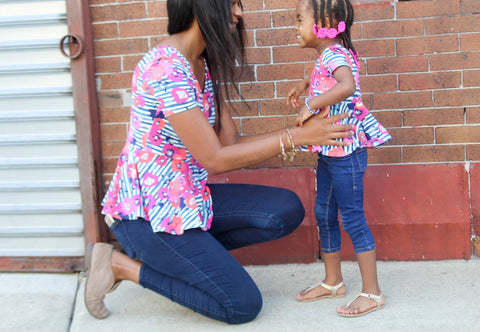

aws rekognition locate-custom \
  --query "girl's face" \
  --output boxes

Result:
[294,0,319,48]
[230,0,243,33]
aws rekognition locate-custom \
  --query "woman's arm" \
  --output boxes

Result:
[168,106,353,175]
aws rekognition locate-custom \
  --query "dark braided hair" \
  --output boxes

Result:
[310,0,357,56]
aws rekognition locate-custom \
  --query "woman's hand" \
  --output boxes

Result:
[291,111,353,147]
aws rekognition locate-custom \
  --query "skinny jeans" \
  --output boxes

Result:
[314,148,376,254]
[110,183,305,324]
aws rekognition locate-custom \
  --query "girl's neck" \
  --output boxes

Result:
[315,37,341,55]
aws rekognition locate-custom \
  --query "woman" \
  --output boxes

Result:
[85,0,354,324]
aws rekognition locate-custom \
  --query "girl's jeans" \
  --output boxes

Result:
[110,183,305,324]
[314,148,376,254]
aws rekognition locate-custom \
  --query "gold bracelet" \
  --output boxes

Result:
[285,128,297,161]
[286,128,295,150]
[278,134,286,159]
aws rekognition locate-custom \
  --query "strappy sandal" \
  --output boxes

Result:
[337,292,385,317]
[296,281,345,302]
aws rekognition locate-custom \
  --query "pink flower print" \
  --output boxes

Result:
[135,149,155,163]
[132,195,142,207]
[378,124,388,135]
[353,103,368,122]
[131,113,141,130]
[202,186,211,201]
[142,172,159,188]
[149,118,165,146]
[126,164,138,179]
[141,82,154,96]
[168,70,184,82]
[311,145,322,153]
[358,131,368,145]
[172,159,186,173]
[157,188,169,200]
[120,197,136,215]
[133,94,145,108]
[327,147,347,157]
[143,194,156,210]
[160,216,184,235]
[163,144,179,159]
[171,87,190,104]
[185,195,198,209]
[155,155,168,167]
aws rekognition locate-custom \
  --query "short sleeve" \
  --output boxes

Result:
[149,58,199,117]
[324,49,351,75]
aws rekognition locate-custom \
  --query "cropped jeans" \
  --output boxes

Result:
[110,183,305,324]
[314,148,376,254]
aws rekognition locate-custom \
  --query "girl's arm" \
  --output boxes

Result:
[296,66,356,126]
[168,106,353,175]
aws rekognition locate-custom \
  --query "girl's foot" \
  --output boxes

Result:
[337,292,385,317]
[296,281,346,302]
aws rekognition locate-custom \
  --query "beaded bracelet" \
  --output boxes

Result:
[305,97,320,115]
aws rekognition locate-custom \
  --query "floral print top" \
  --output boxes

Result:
[102,45,215,234]
[299,44,391,156]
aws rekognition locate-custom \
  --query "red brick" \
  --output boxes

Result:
[356,39,395,57]
[466,107,480,124]
[242,0,263,12]
[259,99,297,116]
[271,10,296,28]
[100,123,128,141]
[431,52,480,71]
[363,19,424,39]
[403,145,465,163]
[123,55,145,72]
[90,3,146,22]
[101,141,125,158]
[102,158,119,176]
[99,107,130,124]
[225,100,259,118]
[396,35,458,56]
[257,63,305,81]
[94,38,149,56]
[436,126,480,143]
[240,82,275,99]
[373,91,433,110]
[353,2,394,21]
[272,45,317,63]
[119,19,168,38]
[95,56,122,73]
[241,117,283,134]
[97,90,125,107]
[98,73,132,90]
[256,28,296,46]
[461,33,480,52]
[276,80,307,100]
[387,127,434,145]
[462,0,480,14]
[367,55,428,75]
[244,31,255,48]
[243,12,271,29]
[146,1,167,18]
[90,0,116,4]
[467,145,480,160]
[361,75,397,93]
[372,110,402,128]
[397,0,460,19]
[265,0,296,10]
[404,108,465,126]
[464,69,480,87]
[426,14,480,35]
[399,71,461,91]
[367,146,401,164]
[245,47,271,64]
[434,88,480,107]
[92,23,118,40]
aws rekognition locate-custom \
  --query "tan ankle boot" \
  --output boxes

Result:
[84,242,121,319]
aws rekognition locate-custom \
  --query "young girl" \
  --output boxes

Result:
[287,0,391,317]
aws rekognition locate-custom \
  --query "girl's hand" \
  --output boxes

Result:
[286,79,309,107]
[295,106,314,127]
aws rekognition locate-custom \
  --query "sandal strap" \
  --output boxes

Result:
[349,292,383,308]
[304,281,344,296]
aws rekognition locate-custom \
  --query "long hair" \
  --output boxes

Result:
[311,0,356,56]
[167,0,246,127]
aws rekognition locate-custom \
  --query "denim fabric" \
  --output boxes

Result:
[314,148,376,254]
[110,183,304,324]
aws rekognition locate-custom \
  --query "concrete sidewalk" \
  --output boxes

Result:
[1,259,479,332]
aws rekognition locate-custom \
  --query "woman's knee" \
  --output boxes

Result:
[227,285,262,324]
[275,188,305,233]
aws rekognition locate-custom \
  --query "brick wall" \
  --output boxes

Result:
[91,0,480,177]
[90,0,480,261]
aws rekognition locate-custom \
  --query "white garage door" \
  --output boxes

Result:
[0,0,84,256]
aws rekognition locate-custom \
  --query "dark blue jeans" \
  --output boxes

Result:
[314,148,376,254]
[110,183,304,324]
